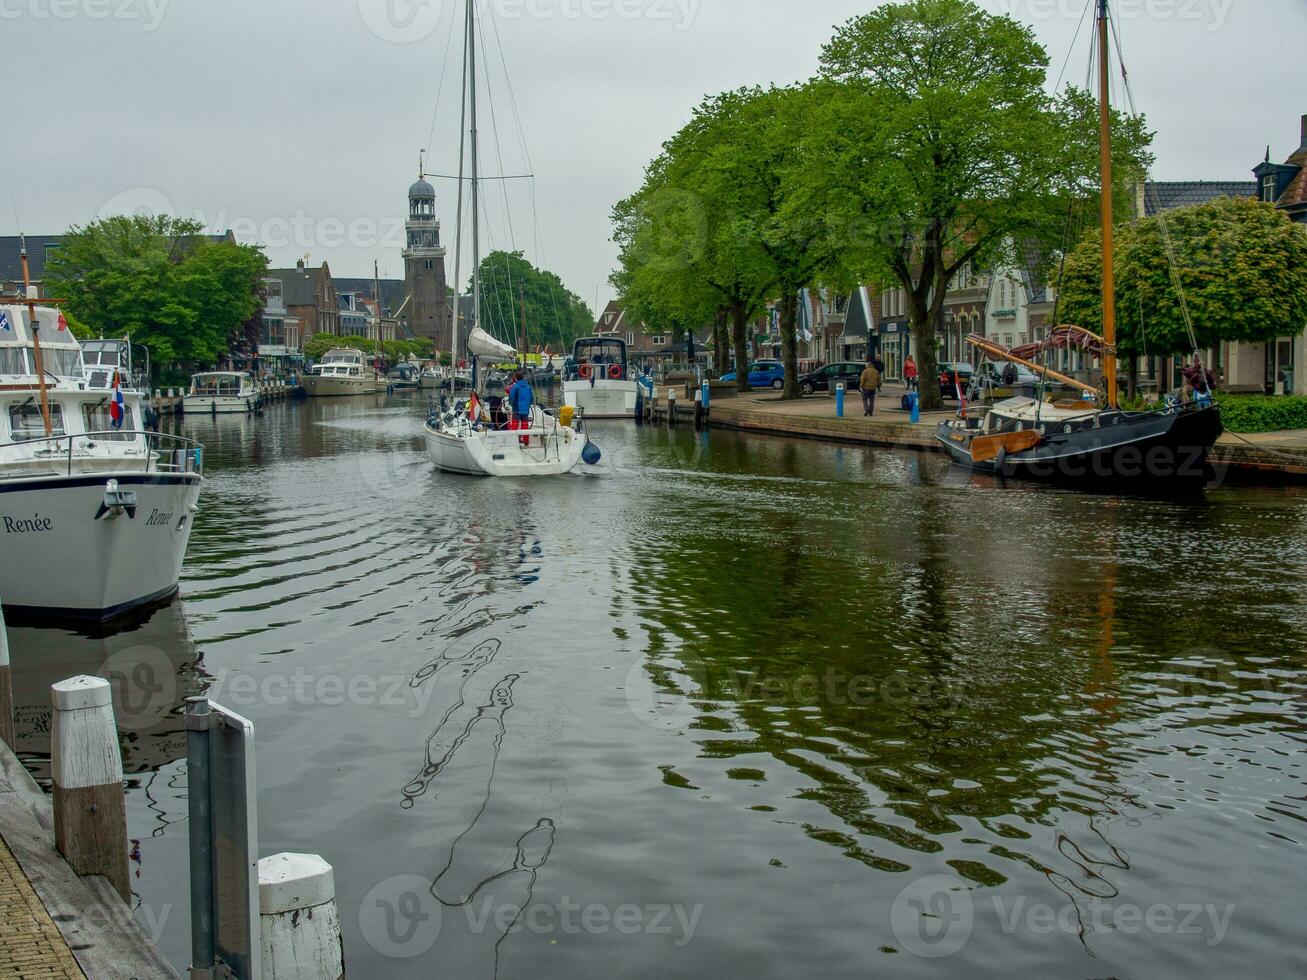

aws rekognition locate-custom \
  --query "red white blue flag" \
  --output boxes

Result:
[57,312,69,332]
[110,370,125,429]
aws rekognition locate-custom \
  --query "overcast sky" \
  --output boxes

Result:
[7,0,1304,312]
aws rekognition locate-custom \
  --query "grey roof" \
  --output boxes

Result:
[1143,181,1256,215]
[332,277,407,317]
[409,178,435,199]
[265,266,321,307]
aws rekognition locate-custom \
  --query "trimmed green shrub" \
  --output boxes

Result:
[1216,394,1307,434]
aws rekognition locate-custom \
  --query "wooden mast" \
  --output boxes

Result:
[1097,0,1118,409]
[18,236,53,436]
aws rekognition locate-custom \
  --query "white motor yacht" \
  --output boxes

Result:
[301,348,382,397]
[183,371,260,414]
[0,300,203,619]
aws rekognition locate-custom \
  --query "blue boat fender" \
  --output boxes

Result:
[582,441,602,466]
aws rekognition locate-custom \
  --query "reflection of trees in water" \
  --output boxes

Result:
[624,488,1174,898]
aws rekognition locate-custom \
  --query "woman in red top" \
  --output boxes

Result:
[903,355,919,391]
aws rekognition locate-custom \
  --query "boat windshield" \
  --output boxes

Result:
[573,338,627,366]
[0,348,31,375]
[41,348,85,378]
[192,375,243,396]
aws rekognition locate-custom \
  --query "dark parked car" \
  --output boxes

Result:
[798,362,866,395]
[937,361,976,398]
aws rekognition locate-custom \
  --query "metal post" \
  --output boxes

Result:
[835,382,845,418]
[186,696,216,980]
[0,602,12,750]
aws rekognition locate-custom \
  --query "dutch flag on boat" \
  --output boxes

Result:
[110,370,125,429]
[0,311,10,332]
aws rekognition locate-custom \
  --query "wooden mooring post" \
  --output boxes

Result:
[0,603,12,750]
[259,853,345,980]
[51,675,131,902]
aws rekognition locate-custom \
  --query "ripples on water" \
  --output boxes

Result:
[8,394,1306,978]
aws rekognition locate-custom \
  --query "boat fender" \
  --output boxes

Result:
[995,447,1007,472]
[582,441,602,466]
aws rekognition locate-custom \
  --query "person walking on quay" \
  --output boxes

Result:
[859,358,881,417]
[904,355,918,391]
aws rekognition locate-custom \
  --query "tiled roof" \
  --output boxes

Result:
[1143,181,1256,215]
[266,266,322,307]
[1277,148,1307,213]
[332,277,408,317]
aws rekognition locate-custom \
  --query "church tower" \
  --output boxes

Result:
[402,167,452,351]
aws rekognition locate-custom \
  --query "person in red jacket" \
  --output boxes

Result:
[903,355,919,392]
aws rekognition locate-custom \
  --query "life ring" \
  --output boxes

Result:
[608,364,622,380]
[578,364,593,380]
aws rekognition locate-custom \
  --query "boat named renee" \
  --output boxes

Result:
[0,289,203,619]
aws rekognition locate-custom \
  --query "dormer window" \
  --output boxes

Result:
[1263,175,1278,203]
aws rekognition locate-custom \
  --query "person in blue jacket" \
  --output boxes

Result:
[508,371,534,444]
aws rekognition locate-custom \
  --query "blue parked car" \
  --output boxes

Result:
[720,359,785,389]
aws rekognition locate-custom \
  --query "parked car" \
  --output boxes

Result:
[721,359,785,389]
[798,362,866,395]
[937,361,976,398]
[977,360,1040,388]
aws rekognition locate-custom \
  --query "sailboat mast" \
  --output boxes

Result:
[1097,0,1118,409]
[448,0,472,399]
[469,0,481,337]
[19,236,53,437]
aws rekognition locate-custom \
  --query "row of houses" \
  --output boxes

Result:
[605,111,1307,396]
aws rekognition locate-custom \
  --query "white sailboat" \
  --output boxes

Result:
[0,252,203,619]
[423,0,594,478]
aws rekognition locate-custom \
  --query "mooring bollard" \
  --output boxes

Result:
[259,853,344,980]
[0,603,13,750]
[51,676,131,902]
[668,388,677,426]
[694,388,704,430]
[835,382,846,418]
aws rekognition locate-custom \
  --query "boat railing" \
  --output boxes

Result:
[0,430,205,478]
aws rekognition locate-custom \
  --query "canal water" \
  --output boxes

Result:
[7,393,1306,978]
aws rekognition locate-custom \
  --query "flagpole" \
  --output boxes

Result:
[19,235,53,437]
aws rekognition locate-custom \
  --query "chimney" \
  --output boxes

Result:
[1300,113,1307,151]
[296,259,305,271]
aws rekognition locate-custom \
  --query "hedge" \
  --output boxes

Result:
[1216,394,1307,434]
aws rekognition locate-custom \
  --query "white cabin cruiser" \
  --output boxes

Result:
[183,371,260,414]
[564,336,640,419]
[301,348,382,397]
[0,301,203,619]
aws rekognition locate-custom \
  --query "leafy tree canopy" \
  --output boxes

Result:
[1057,197,1307,355]
[45,215,267,366]
[471,250,593,353]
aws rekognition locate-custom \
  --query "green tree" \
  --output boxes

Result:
[45,215,267,367]
[471,250,592,353]
[1057,197,1307,391]
[814,0,1152,409]
[303,333,375,361]
[612,89,785,393]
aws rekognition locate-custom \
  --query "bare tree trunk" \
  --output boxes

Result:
[779,290,801,400]
[731,302,752,393]
[911,294,942,411]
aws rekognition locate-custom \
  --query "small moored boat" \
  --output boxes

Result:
[183,371,260,414]
[301,348,381,397]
